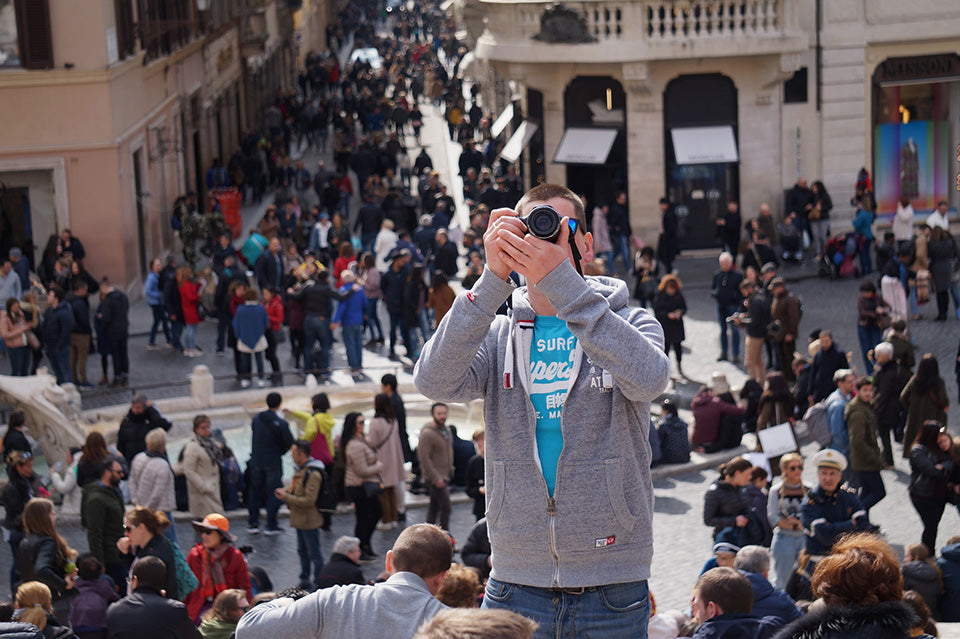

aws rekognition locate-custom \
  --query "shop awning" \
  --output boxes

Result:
[500,120,538,163]
[670,126,738,165]
[553,127,619,165]
[490,103,514,138]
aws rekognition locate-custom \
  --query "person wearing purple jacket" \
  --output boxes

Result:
[69,554,119,636]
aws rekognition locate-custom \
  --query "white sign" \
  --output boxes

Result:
[500,121,538,163]
[671,126,738,165]
[106,27,118,65]
[757,422,798,458]
[490,103,514,139]
[553,128,619,165]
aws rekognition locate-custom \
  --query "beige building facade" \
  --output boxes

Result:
[469,0,960,248]
[0,0,304,293]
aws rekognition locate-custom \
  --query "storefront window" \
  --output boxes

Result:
[873,55,958,216]
[0,0,19,67]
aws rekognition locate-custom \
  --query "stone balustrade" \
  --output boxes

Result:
[476,0,806,64]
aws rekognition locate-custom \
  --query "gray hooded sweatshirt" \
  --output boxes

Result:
[414,263,670,588]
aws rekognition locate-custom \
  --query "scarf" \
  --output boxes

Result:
[197,543,230,601]
[196,434,224,464]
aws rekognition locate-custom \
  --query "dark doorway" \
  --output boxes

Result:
[0,187,34,268]
[562,76,627,227]
[132,149,148,277]
[663,74,739,250]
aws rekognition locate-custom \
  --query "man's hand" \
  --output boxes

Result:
[435,479,446,488]
[497,216,573,285]
[275,488,288,500]
[735,515,748,527]
[482,208,526,281]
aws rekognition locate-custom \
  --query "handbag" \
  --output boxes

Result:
[25,330,39,350]
[362,480,383,498]
[271,328,286,344]
[808,203,822,221]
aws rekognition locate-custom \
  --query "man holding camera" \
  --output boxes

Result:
[414,183,671,639]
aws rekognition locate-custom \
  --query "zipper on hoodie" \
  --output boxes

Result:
[547,495,560,586]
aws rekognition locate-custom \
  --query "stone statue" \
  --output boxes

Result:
[532,3,597,44]
[0,372,87,465]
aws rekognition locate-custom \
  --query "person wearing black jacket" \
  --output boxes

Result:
[41,288,73,385]
[433,230,459,278]
[461,518,492,581]
[254,239,283,292]
[733,281,771,384]
[711,253,743,363]
[288,268,355,375]
[381,374,412,465]
[97,281,129,388]
[741,233,779,274]
[106,557,202,639]
[1,412,31,459]
[806,331,849,404]
[2,451,37,592]
[314,536,366,589]
[66,282,93,388]
[465,431,485,521]
[608,192,633,275]
[657,197,679,274]
[246,393,294,534]
[908,421,955,556]
[213,255,245,355]
[116,507,179,600]
[872,343,904,466]
[16,498,77,618]
[716,201,742,258]
[116,396,172,465]
[353,195,384,254]
[380,251,412,360]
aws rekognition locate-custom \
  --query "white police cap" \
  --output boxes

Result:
[812,448,847,472]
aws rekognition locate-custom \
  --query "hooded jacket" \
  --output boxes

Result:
[740,570,802,623]
[693,613,783,639]
[413,265,670,588]
[901,560,941,615]
[938,541,960,621]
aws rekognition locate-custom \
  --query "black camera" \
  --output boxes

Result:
[519,205,561,242]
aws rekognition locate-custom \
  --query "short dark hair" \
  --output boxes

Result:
[76,553,103,581]
[98,457,120,478]
[381,374,398,392]
[374,394,396,420]
[266,392,282,409]
[694,567,753,615]
[391,524,453,579]
[856,376,873,390]
[311,393,331,413]
[293,439,311,456]
[431,402,447,416]
[132,556,167,591]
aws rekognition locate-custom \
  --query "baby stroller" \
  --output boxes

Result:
[779,221,803,261]
[819,232,861,279]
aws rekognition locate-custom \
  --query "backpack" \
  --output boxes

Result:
[802,400,831,447]
[309,467,339,513]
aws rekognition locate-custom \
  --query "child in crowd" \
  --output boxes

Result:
[69,554,119,639]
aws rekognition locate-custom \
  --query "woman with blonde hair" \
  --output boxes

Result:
[14,581,75,639]
[766,453,810,589]
[652,274,687,376]
[16,499,77,618]
[199,589,249,639]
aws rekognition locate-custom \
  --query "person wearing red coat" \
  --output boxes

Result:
[178,269,204,357]
[262,288,284,380]
[183,514,252,623]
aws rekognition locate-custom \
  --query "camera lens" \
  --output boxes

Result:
[525,205,561,241]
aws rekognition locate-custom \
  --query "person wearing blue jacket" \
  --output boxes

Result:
[332,270,367,375]
[937,536,960,622]
[853,206,875,274]
[414,184,670,638]
[691,567,783,639]
[733,547,802,624]
[145,258,171,349]
[232,289,269,388]
[41,286,73,384]
[247,392,293,535]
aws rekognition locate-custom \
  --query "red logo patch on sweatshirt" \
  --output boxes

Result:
[466,291,476,302]
[595,536,615,548]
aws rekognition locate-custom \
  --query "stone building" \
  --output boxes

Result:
[467,0,960,249]
[0,0,308,292]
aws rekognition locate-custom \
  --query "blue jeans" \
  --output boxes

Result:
[483,578,650,639]
[304,316,332,373]
[717,303,740,359]
[361,231,377,255]
[46,345,72,384]
[342,323,363,370]
[364,297,384,341]
[770,530,804,589]
[856,323,883,375]
[296,528,324,584]
[247,466,283,530]
[610,234,631,274]
[149,304,171,345]
[8,346,29,376]
[183,324,197,350]
[170,320,184,351]
[858,239,873,274]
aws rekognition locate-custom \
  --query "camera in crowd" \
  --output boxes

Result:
[519,205,562,242]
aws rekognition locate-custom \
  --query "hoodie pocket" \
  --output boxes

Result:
[555,458,640,553]
[485,460,549,551]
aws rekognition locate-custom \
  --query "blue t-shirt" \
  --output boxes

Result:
[529,315,577,495]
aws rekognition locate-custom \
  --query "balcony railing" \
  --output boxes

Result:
[478,0,803,62]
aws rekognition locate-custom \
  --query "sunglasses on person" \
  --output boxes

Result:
[786,464,803,471]
[200,529,221,536]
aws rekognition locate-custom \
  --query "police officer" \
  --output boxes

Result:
[790,449,872,599]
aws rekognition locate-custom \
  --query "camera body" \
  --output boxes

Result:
[518,205,562,242]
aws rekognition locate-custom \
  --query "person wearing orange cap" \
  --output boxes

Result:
[183,514,252,623]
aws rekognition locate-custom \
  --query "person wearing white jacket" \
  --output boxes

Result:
[48,449,82,516]
[130,427,178,545]
[893,196,915,244]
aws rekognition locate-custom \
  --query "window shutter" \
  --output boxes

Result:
[114,0,135,59]
[14,0,53,70]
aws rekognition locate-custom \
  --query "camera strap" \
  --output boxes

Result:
[568,234,584,278]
